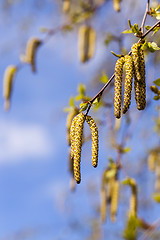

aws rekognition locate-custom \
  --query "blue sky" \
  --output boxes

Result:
[0,0,160,239]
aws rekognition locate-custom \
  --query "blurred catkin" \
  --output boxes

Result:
[78,25,96,63]
[3,65,17,110]
[21,37,41,72]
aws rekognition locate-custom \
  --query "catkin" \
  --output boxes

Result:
[122,55,133,114]
[66,108,79,145]
[155,160,160,192]
[100,187,107,223]
[110,180,119,222]
[62,0,70,13]
[78,25,96,63]
[148,152,157,172]
[129,184,137,218]
[131,43,146,110]
[70,113,85,184]
[21,37,41,72]
[114,57,125,118]
[86,115,99,168]
[113,0,121,12]
[3,65,17,110]
[70,114,80,163]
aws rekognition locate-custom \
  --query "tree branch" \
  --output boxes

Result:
[140,0,150,34]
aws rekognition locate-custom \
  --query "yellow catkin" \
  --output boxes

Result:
[86,115,99,168]
[78,25,96,63]
[131,43,146,110]
[155,160,160,192]
[66,108,79,146]
[62,0,70,13]
[129,184,137,218]
[100,188,107,223]
[21,37,41,72]
[113,0,121,12]
[3,65,17,110]
[122,55,133,114]
[110,180,119,222]
[70,114,80,163]
[114,57,125,118]
[148,152,157,172]
[73,113,85,184]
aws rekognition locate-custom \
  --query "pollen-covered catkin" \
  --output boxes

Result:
[110,180,119,222]
[73,113,85,184]
[66,108,79,145]
[122,55,133,114]
[114,57,125,118]
[131,43,146,110]
[62,0,70,13]
[70,114,80,162]
[78,25,96,63]
[86,115,99,168]
[3,65,17,110]
[21,37,41,72]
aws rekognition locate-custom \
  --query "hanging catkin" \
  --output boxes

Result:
[3,65,17,110]
[21,37,41,72]
[70,113,85,184]
[86,115,99,168]
[110,180,120,222]
[66,108,79,146]
[131,43,146,110]
[78,25,96,63]
[122,55,133,114]
[114,57,125,118]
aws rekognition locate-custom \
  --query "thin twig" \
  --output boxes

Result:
[140,0,150,34]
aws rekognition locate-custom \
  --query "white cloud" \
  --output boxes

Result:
[0,119,54,163]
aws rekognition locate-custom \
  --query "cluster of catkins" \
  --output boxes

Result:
[70,112,99,184]
[114,43,146,118]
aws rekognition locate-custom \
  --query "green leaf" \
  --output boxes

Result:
[154,78,160,87]
[79,102,88,112]
[144,42,160,52]
[145,25,151,30]
[69,97,75,107]
[155,4,160,11]
[152,193,160,203]
[100,73,109,84]
[122,29,133,34]
[78,83,86,95]
[122,147,131,153]
[111,51,122,58]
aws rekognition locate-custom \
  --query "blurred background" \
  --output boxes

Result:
[0,0,160,239]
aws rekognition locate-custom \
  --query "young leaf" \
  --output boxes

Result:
[100,73,109,84]
[153,78,160,87]
[78,83,86,95]
[79,102,88,112]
